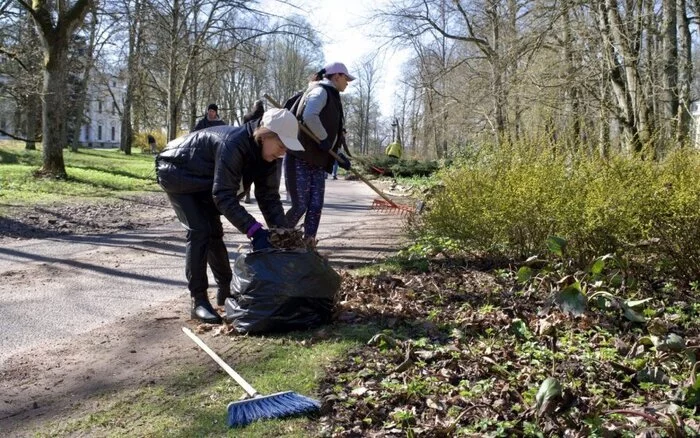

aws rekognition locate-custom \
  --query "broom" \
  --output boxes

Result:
[263,93,415,216]
[181,327,320,427]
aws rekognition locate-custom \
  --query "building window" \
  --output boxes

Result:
[0,118,5,131]
[98,125,102,140]
[112,103,116,115]
[98,101,102,113]
[112,81,116,87]
[85,125,89,140]
[111,126,115,141]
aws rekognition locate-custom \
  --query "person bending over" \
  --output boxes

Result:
[156,109,304,324]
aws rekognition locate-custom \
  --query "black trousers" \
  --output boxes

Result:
[166,191,232,298]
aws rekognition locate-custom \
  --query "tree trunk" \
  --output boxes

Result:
[20,0,92,178]
[120,0,144,155]
[167,0,181,140]
[69,21,96,153]
[676,0,691,145]
[41,42,70,177]
[597,0,651,154]
[661,0,678,143]
[24,92,40,151]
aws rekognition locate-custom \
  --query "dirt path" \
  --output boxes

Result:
[0,180,407,435]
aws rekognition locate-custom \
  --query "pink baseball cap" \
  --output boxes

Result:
[324,62,356,81]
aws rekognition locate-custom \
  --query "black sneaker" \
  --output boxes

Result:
[191,297,222,324]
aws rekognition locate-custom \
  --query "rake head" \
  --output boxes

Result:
[371,198,415,216]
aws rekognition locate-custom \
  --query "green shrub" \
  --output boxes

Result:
[136,132,168,154]
[422,144,700,279]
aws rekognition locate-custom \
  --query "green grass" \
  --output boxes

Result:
[0,141,159,206]
[31,324,377,437]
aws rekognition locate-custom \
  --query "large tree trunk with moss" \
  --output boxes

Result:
[40,43,70,176]
[19,0,92,178]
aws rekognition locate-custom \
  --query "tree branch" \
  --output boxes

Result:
[0,47,29,71]
[0,128,42,142]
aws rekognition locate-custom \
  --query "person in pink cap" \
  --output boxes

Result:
[284,61,354,247]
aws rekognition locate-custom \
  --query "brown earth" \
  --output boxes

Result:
[0,194,218,436]
[0,193,173,240]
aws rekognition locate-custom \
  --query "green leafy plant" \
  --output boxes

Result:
[518,237,652,322]
[419,145,700,279]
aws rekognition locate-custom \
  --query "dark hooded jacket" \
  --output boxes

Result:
[193,117,226,131]
[155,121,286,234]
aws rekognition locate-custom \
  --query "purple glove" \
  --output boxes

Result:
[251,228,272,251]
[247,222,272,251]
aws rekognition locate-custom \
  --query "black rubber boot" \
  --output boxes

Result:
[216,288,232,306]
[191,295,222,324]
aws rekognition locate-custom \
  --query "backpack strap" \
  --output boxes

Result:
[293,83,322,121]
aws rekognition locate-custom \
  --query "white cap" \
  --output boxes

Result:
[261,108,304,151]
[324,62,356,81]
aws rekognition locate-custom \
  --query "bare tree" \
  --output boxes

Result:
[0,4,43,149]
[115,0,146,155]
[349,54,382,155]
[16,0,93,178]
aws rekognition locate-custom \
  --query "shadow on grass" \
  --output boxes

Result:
[0,148,18,164]
[0,148,41,166]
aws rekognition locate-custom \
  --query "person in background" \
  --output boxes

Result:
[155,108,304,324]
[285,62,353,246]
[148,134,157,154]
[193,103,226,131]
[385,139,402,159]
[330,128,352,180]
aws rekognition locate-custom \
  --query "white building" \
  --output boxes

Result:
[79,74,125,148]
[0,73,125,148]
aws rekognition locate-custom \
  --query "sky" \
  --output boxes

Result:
[261,0,410,118]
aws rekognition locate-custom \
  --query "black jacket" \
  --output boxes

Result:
[155,121,286,234]
[193,117,226,131]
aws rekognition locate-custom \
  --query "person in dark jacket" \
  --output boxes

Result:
[285,62,353,247]
[147,134,157,154]
[156,108,304,324]
[193,103,226,131]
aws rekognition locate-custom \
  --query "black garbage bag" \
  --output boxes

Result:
[224,249,341,334]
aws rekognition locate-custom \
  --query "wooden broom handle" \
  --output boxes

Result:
[182,327,259,397]
[262,93,399,208]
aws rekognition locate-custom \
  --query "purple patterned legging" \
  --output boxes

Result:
[284,154,326,238]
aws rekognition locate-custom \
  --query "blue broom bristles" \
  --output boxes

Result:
[226,391,321,427]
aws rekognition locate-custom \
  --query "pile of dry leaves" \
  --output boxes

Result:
[318,261,700,437]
